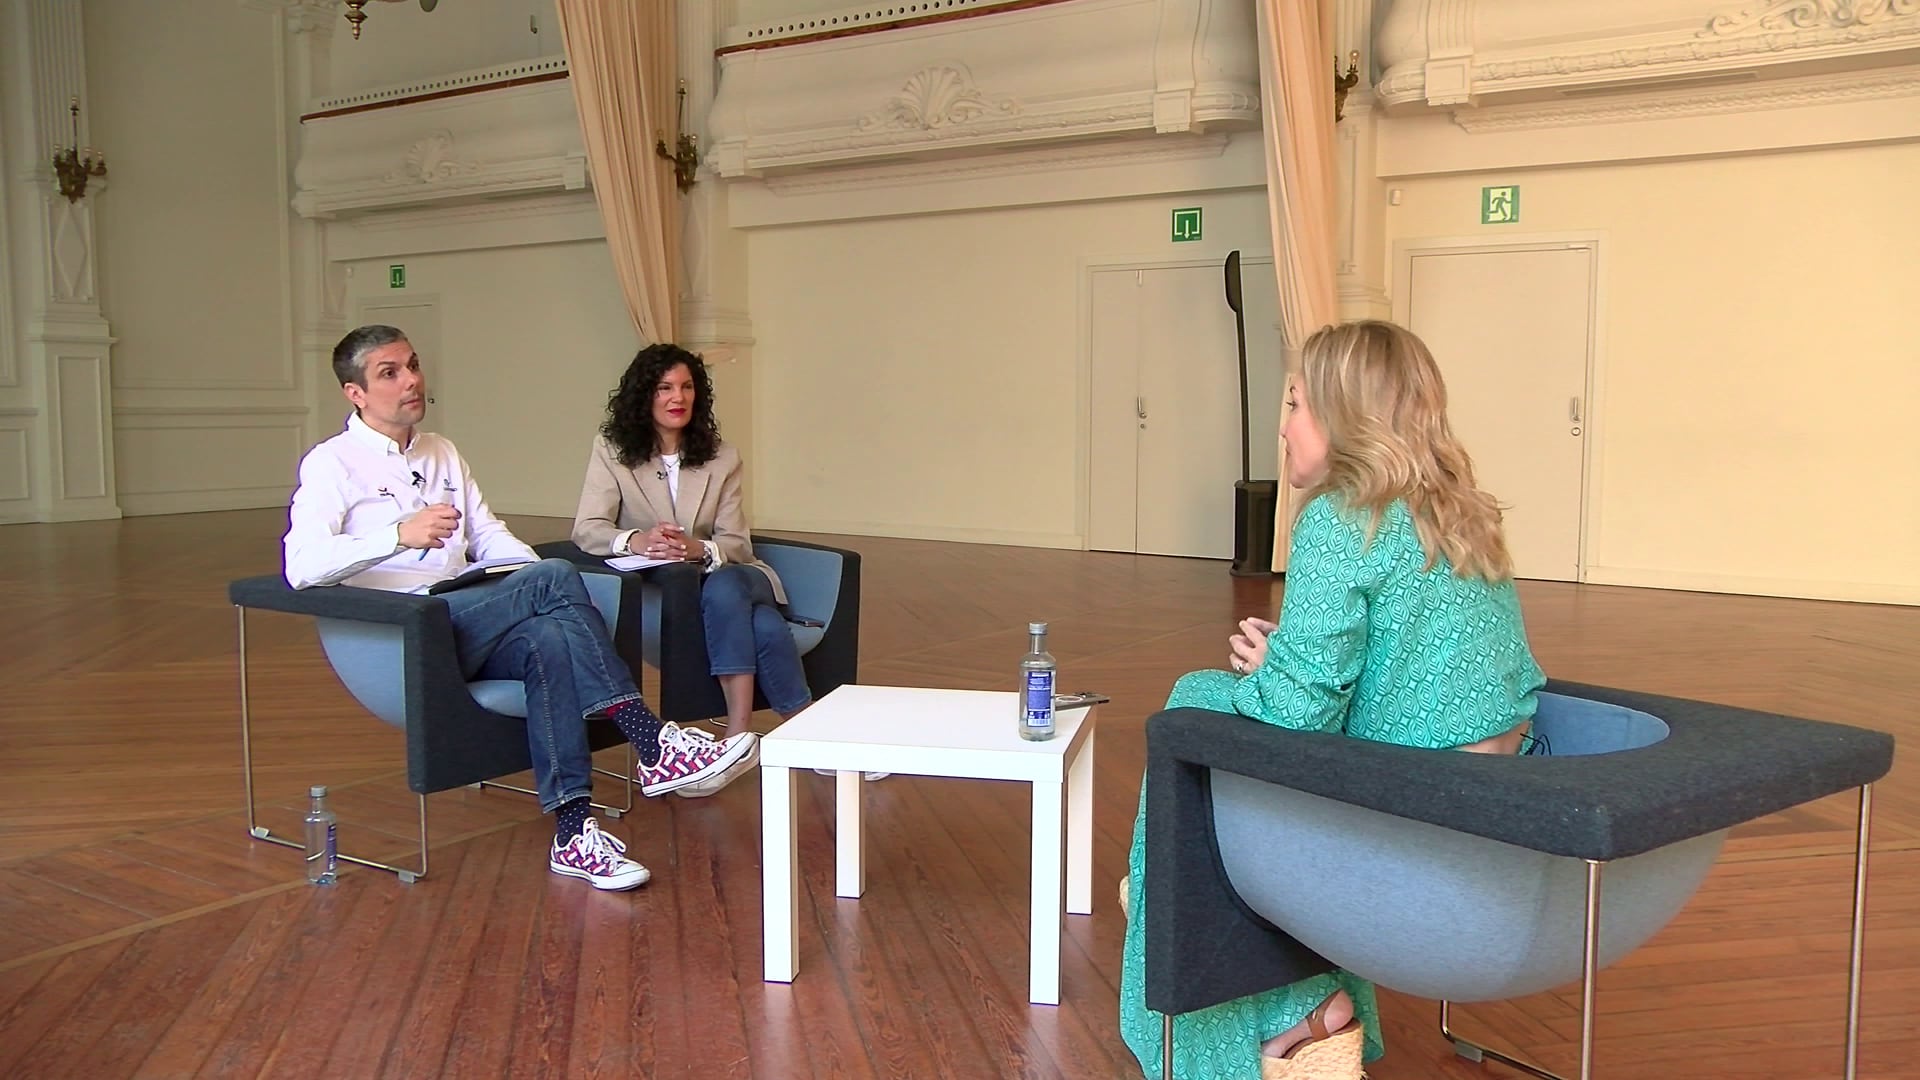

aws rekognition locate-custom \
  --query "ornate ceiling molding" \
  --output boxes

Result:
[709,0,1258,177]
[1375,0,1920,108]
[1702,0,1920,35]
[1449,64,1920,131]
[293,76,587,219]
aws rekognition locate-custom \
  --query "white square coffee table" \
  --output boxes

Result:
[759,684,1097,1005]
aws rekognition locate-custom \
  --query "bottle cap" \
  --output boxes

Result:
[1029,621,1048,634]
[310,785,327,798]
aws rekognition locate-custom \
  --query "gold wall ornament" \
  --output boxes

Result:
[342,0,432,40]
[50,97,107,203]
[1334,51,1361,122]
[655,80,700,193]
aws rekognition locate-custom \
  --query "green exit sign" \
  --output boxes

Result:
[1481,185,1519,225]
[388,264,407,289]
[1171,207,1202,242]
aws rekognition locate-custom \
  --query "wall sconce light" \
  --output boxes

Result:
[50,96,107,203]
[1334,51,1361,123]
[655,80,700,194]
[341,0,436,41]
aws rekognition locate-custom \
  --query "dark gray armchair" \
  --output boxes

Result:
[228,563,642,883]
[1144,679,1894,1080]
[534,537,860,726]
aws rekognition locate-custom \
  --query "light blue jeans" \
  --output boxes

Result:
[441,559,640,812]
[701,564,811,716]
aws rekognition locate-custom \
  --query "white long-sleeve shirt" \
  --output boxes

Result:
[283,413,536,592]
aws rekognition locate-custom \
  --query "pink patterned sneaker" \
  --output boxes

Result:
[548,818,650,890]
[637,722,755,797]
[675,732,761,798]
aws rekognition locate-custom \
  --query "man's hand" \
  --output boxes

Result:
[637,523,695,561]
[399,504,461,550]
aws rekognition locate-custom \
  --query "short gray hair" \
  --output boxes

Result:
[331,324,409,387]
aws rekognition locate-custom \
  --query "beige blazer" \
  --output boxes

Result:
[571,435,786,604]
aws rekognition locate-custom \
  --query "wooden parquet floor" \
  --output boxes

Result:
[0,509,1913,1078]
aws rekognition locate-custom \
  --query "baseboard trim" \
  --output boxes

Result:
[1584,564,1920,607]
[755,516,1083,550]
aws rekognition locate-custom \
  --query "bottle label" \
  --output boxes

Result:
[1023,670,1055,726]
[325,823,337,865]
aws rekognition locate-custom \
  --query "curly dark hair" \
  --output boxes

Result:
[600,343,722,468]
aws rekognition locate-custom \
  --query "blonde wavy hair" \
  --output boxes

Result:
[1296,320,1513,582]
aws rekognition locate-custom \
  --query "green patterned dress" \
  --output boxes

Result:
[1119,494,1546,1079]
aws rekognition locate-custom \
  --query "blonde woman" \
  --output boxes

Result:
[1118,321,1546,1079]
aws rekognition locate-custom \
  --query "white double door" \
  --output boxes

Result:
[1088,259,1285,559]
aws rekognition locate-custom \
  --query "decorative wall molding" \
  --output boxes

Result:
[384,130,481,183]
[293,76,588,218]
[710,0,1258,177]
[305,55,570,118]
[1702,0,1920,35]
[857,63,1019,131]
[728,128,1263,227]
[112,410,309,514]
[325,190,606,263]
[1449,64,1920,132]
[724,0,1065,49]
[1374,0,1920,109]
[0,427,30,503]
[0,117,13,389]
[761,130,1232,195]
[114,404,313,417]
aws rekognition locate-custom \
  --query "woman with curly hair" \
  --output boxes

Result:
[573,344,864,797]
[1117,321,1545,1080]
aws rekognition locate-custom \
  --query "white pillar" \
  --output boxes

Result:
[678,0,757,471]
[1333,0,1390,322]
[276,1,347,450]
[0,0,120,522]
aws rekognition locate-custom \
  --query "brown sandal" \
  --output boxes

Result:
[1260,998,1364,1080]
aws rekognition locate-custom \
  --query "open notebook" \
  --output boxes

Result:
[425,557,535,595]
[605,554,682,572]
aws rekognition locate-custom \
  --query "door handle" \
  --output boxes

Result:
[1136,396,1148,419]
[1568,396,1582,423]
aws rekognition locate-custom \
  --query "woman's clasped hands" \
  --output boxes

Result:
[1227,616,1276,676]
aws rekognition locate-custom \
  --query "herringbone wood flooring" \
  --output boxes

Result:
[0,509,1913,1078]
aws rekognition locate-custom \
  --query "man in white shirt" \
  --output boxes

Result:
[284,324,754,891]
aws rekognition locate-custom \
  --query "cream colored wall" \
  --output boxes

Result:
[1383,141,1920,604]
[747,189,1273,547]
[340,240,636,518]
[85,0,303,516]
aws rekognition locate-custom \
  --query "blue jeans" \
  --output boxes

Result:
[440,559,640,812]
[701,564,811,716]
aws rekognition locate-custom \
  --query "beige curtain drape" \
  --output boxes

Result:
[555,0,681,345]
[1254,0,1341,568]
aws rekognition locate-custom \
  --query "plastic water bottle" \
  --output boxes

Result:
[1019,621,1057,741]
[304,785,338,885]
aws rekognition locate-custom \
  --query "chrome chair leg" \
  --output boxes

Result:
[1579,859,1602,1080]
[1846,783,1873,1080]
[1162,1012,1173,1080]
[1440,1000,1566,1080]
[1439,860,1604,1080]
[238,605,428,883]
[473,744,635,820]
